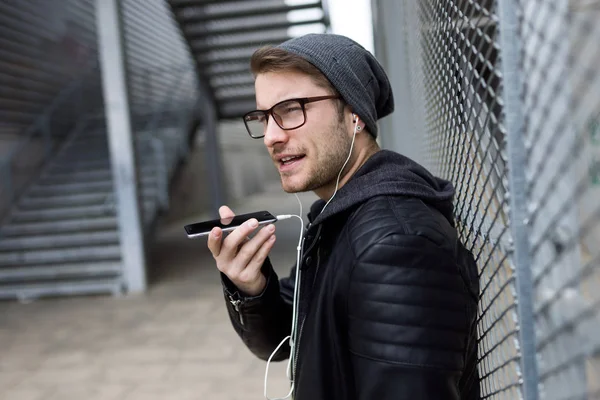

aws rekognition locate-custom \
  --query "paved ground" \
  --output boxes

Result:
[0,184,317,400]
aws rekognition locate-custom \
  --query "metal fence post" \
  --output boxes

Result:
[497,0,540,398]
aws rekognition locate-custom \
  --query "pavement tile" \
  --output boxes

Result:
[0,371,26,390]
[0,387,52,400]
[95,345,181,366]
[0,351,43,372]
[122,382,211,400]
[46,384,132,400]
[164,360,249,382]
[101,364,171,383]
[18,367,101,386]
[39,350,90,368]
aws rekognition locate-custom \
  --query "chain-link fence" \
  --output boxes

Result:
[382,0,600,398]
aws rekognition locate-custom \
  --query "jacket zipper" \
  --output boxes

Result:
[229,295,245,327]
[292,233,307,382]
[292,243,322,384]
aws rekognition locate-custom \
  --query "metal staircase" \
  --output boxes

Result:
[0,115,189,300]
[168,0,330,119]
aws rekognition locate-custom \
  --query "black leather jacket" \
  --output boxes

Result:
[222,150,480,399]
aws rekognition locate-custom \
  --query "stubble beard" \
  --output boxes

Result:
[280,120,352,194]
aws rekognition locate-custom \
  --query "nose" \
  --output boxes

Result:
[263,117,289,148]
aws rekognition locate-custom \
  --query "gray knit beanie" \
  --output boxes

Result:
[277,33,394,138]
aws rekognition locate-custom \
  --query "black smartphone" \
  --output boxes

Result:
[184,210,277,238]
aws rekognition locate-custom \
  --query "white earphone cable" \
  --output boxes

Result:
[264,193,303,400]
[263,117,360,399]
[320,117,360,215]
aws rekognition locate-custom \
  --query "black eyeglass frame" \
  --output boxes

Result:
[242,95,341,139]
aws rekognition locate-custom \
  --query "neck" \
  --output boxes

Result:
[314,139,380,201]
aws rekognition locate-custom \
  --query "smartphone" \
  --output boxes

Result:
[184,210,277,238]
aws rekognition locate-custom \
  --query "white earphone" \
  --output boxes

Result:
[352,113,362,131]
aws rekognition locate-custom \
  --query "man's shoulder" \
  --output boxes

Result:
[345,195,457,257]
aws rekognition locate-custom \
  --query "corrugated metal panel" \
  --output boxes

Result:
[0,0,198,137]
[121,0,199,121]
[0,0,99,135]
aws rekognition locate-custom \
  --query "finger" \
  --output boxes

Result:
[234,224,276,267]
[207,227,223,258]
[219,205,235,219]
[244,234,277,278]
[222,218,261,255]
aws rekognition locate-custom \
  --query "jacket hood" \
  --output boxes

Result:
[308,150,456,226]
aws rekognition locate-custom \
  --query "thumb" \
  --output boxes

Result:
[219,205,236,219]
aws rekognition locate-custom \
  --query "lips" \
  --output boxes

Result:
[275,153,306,172]
[281,155,304,164]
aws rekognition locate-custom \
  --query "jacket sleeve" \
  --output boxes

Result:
[347,233,477,400]
[221,257,295,361]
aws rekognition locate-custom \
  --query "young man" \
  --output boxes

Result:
[207,34,480,399]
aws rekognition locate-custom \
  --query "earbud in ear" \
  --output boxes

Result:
[352,113,358,123]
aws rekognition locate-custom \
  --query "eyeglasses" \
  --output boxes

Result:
[242,95,341,139]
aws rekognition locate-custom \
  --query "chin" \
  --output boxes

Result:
[279,175,308,194]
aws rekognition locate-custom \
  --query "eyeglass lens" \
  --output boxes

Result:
[244,99,305,138]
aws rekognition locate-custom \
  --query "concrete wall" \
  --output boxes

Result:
[162,121,280,226]
[218,120,280,201]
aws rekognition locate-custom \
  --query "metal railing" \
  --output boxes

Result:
[133,64,198,223]
[0,63,99,220]
[386,0,600,398]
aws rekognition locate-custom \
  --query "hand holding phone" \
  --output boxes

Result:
[184,210,277,238]
[204,206,277,296]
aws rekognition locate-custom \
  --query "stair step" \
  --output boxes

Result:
[11,204,115,223]
[39,170,112,184]
[48,160,110,173]
[48,158,163,174]
[0,279,121,300]
[46,164,111,177]
[28,181,113,196]
[0,245,121,267]
[42,164,162,181]
[0,261,121,281]
[0,217,118,237]
[67,137,108,145]
[19,187,159,211]
[36,173,157,188]
[13,198,157,221]
[19,193,108,210]
[0,231,119,251]
[54,154,111,164]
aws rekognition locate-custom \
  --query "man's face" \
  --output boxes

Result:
[254,70,352,194]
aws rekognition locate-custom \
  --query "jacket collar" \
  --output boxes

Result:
[307,150,456,227]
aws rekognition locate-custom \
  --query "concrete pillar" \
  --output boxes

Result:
[370,0,424,165]
[96,0,147,293]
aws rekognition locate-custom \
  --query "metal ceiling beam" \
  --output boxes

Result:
[190,28,291,52]
[169,0,241,10]
[175,0,322,23]
[184,15,325,38]
[196,43,284,65]
[210,74,255,88]
[215,85,256,101]
[200,62,252,76]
